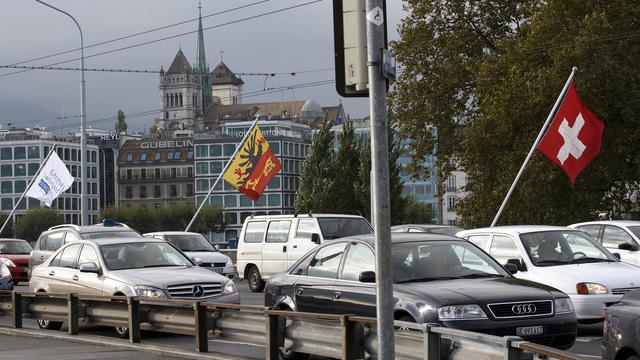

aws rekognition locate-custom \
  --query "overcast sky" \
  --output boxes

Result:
[0,0,405,134]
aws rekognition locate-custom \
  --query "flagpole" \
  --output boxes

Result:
[490,67,578,227]
[185,115,262,232]
[0,145,57,234]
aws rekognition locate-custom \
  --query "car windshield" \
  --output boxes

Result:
[628,226,640,239]
[83,231,142,239]
[0,241,32,254]
[520,230,616,266]
[100,242,192,270]
[317,217,373,239]
[165,234,215,252]
[392,241,508,284]
[429,226,465,236]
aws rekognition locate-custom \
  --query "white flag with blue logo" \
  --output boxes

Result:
[25,151,74,207]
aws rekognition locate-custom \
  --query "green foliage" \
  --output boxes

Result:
[0,212,13,238]
[391,0,640,226]
[402,196,436,224]
[99,204,224,234]
[115,110,127,133]
[191,205,224,234]
[15,208,64,243]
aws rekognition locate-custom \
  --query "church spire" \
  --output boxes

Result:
[196,2,212,116]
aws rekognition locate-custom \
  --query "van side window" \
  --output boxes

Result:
[266,220,291,243]
[467,235,490,249]
[44,232,65,251]
[65,232,80,243]
[244,222,266,243]
[295,219,318,240]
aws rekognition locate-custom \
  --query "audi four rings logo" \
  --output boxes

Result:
[512,304,537,314]
[192,285,205,297]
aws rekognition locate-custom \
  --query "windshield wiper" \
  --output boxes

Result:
[571,257,614,263]
[535,259,572,265]
[142,264,183,268]
[459,273,505,279]
[395,276,458,284]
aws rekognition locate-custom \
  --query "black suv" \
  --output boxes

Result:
[30,221,141,268]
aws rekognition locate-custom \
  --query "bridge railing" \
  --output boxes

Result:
[0,291,587,360]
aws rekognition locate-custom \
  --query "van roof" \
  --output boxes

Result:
[244,213,366,220]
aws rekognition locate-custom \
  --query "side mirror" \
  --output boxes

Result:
[618,243,638,251]
[79,262,100,274]
[311,233,321,245]
[612,253,621,260]
[503,263,518,274]
[506,258,526,272]
[359,271,376,283]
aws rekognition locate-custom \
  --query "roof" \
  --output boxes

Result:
[569,220,640,227]
[214,101,308,120]
[77,238,165,246]
[144,231,202,236]
[0,238,28,242]
[246,214,366,221]
[210,61,244,85]
[391,224,460,229]
[457,225,574,237]
[342,233,463,245]
[166,49,193,74]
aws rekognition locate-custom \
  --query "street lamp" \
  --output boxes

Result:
[35,0,88,225]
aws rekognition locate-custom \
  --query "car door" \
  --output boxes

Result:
[294,242,347,314]
[46,244,82,294]
[32,231,65,267]
[261,220,291,277]
[602,225,639,264]
[71,244,103,296]
[288,219,321,268]
[333,242,376,317]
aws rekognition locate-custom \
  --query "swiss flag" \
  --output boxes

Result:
[538,81,604,184]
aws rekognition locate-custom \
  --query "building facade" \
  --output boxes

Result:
[0,128,100,225]
[117,139,195,208]
[441,170,467,226]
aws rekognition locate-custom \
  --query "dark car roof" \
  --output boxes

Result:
[0,238,28,242]
[338,233,462,245]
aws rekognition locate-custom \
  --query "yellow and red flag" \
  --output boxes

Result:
[223,126,282,201]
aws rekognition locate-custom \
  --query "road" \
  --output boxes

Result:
[8,281,602,358]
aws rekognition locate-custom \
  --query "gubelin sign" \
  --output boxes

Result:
[139,140,193,149]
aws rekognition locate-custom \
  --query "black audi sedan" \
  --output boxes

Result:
[265,234,577,351]
[602,289,640,360]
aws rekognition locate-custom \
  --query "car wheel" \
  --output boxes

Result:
[277,308,309,360]
[114,326,129,339]
[37,319,63,330]
[247,266,265,293]
[396,315,415,332]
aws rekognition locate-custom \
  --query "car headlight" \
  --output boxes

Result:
[0,265,11,278]
[134,285,167,299]
[554,298,575,314]
[0,258,15,267]
[576,282,608,295]
[226,258,233,268]
[222,280,237,295]
[437,304,487,320]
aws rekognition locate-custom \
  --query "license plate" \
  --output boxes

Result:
[212,267,224,273]
[516,326,543,336]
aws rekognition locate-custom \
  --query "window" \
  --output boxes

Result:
[447,196,456,210]
[170,185,177,197]
[210,161,223,174]
[28,146,40,159]
[14,147,26,160]
[224,194,237,207]
[265,221,291,243]
[467,235,490,250]
[295,219,318,240]
[14,180,26,193]
[44,232,65,251]
[577,225,601,241]
[1,164,12,177]
[170,168,177,178]
[141,169,146,179]
[0,198,12,210]
[91,151,97,163]
[187,151,193,160]
[78,245,99,266]
[71,149,78,161]
[91,166,97,179]
[174,151,181,160]
[447,175,457,190]
[307,242,346,279]
[267,176,280,189]
[223,144,235,156]
[154,185,161,198]
[270,142,280,155]
[140,152,147,161]
[125,186,133,199]
[268,194,281,206]
[154,152,161,161]
[244,221,266,243]
[196,162,208,174]
[1,181,12,194]
[341,242,375,281]
[186,184,194,197]
[154,168,160,179]
[240,196,253,207]
[196,179,208,192]
[59,244,82,268]
[209,144,222,157]
[140,185,147,198]
[602,225,634,248]
[489,235,521,263]
[197,145,209,158]
[126,153,133,161]
[12,164,26,177]
[28,163,39,176]
[0,148,11,160]
[126,169,132,180]
[167,151,174,160]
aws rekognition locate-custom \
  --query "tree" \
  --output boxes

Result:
[391,0,640,226]
[191,205,225,234]
[0,212,13,238]
[115,110,127,133]
[328,119,361,212]
[402,196,436,224]
[15,208,64,243]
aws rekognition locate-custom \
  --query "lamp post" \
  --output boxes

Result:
[36,0,88,225]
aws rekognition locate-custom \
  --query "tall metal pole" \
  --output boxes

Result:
[36,0,88,225]
[365,0,395,358]
[491,67,578,227]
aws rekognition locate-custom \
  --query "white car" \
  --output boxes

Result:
[457,226,640,323]
[568,220,640,266]
[144,231,235,279]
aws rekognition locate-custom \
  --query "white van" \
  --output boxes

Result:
[236,214,373,292]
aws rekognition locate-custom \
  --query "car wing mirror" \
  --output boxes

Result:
[618,243,638,251]
[311,233,321,245]
[503,263,518,274]
[612,252,621,260]
[506,258,526,272]
[79,262,100,274]
[359,271,376,283]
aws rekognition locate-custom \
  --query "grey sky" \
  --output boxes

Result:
[0,0,405,134]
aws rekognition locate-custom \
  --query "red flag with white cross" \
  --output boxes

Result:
[538,81,604,184]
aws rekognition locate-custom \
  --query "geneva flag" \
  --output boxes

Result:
[538,81,604,184]
[223,126,282,201]
[25,151,74,206]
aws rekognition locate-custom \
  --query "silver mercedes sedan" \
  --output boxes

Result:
[29,237,240,336]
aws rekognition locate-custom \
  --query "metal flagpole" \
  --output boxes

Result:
[0,145,57,234]
[491,67,578,227]
[185,115,262,232]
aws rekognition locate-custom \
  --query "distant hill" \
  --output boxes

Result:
[0,101,65,131]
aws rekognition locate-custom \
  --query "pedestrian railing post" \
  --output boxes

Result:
[265,312,281,360]
[67,293,79,335]
[425,324,441,360]
[11,292,22,329]
[505,337,523,360]
[194,301,208,353]
[127,296,141,343]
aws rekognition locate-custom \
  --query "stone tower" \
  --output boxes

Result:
[156,49,201,131]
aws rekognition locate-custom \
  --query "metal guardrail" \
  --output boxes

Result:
[0,291,587,360]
